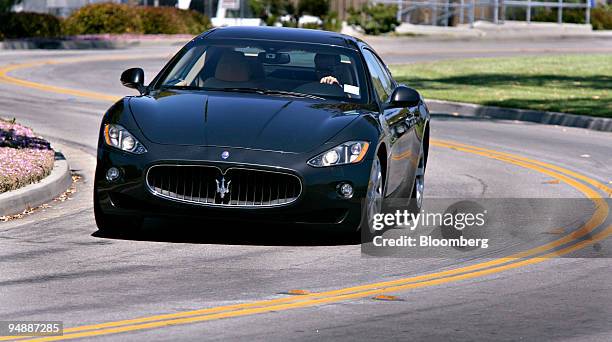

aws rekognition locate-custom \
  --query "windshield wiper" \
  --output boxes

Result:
[206,87,325,100]
[211,87,266,94]
[161,85,202,91]
[261,89,325,100]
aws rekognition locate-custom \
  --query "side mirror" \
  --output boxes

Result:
[388,85,421,108]
[120,68,145,94]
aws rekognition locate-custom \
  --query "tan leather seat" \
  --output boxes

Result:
[201,51,255,88]
[215,51,251,82]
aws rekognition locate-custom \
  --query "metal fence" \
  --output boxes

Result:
[374,0,592,26]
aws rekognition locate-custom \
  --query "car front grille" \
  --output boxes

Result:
[146,165,302,207]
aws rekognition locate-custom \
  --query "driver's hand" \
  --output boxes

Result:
[320,76,340,85]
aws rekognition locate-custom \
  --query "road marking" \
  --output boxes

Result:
[433,139,612,197]
[15,226,612,342]
[286,289,311,295]
[7,140,608,342]
[1,56,609,341]
[0,62,121,102]
[372,295,401,301]
[0,55,171,102]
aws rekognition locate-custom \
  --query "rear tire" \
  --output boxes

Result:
[408,143,426,213]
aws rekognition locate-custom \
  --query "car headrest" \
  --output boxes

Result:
[215,51,250,82]
[314,54,341,70]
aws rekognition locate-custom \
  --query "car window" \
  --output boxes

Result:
[374,53,395,89]
[362,49,393,103]
[156,39,368,103]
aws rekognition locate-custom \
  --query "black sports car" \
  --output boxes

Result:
[94,26,430,239]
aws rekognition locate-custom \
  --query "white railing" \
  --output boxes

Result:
[376,0,591,26]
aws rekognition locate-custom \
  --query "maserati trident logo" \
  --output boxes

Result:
[215,177,231,199]
[221,151,230,160]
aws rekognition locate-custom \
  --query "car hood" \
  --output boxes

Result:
[128,90,364,153]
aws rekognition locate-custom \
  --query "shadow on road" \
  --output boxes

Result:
[91,217,360,247]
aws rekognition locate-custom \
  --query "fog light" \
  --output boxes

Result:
[339,183,353,199]
[106,167,120,182]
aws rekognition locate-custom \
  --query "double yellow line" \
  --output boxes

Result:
[5,140,607,342]
[0,56,610,341]
[0,54,173,103]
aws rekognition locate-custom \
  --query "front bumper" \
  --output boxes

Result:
[95,143,373,230]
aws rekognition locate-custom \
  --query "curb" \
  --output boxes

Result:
[426,99,612,132]
[0,151,72,216]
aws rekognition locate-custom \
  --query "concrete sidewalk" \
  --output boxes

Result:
[346,20,612,40]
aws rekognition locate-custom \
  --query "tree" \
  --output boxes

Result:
[297,0,329,17]
[248,0,296,26]
[0,0,21,13]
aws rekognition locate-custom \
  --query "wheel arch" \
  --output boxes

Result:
[423,123,430,169]
[376,142,388,191]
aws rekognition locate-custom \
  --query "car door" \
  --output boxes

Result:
[377,53,423,199]
[362,48,414,199]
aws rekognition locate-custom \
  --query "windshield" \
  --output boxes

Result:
[156,39,368,103]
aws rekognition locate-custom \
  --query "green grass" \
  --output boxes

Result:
[389,55,612,118]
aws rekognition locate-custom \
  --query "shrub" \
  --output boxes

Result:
[322,11,341,32]
[531,5,612,30]
[63,3,142,35]
[348,4,399,35]
[63,3,211,35]
[141,7,210,34]
[181,9,212,34]
[140,7,184,34]
[300,22,321,29]
[249,0,296,26]
[0,12,62,39]
[591,5,612,30]
[532,8,587,24]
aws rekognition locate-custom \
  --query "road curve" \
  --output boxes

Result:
[0,40,611,341]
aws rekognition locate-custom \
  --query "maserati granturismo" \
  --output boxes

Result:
[94,26,430,239]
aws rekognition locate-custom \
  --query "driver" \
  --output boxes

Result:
[315,54,342,86]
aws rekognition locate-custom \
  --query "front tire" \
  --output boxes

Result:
[360,156,384,242]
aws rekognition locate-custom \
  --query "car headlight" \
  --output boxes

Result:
[307,141,369,167]
[103,124,147,154]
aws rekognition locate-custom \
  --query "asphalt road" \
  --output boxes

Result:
[1,37,611,341]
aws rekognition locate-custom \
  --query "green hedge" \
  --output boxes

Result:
[347,4,399,35]
[0,12,62,39]
[140,7,211,35]
[532,5,612,30]
[181,9,213,35]
[62,3,211,35]
[63,3,142,35]
[591,6,612,30]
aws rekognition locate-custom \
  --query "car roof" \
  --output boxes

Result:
[201,26,364,50]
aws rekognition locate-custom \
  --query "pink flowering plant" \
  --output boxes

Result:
[0,118,55,193]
